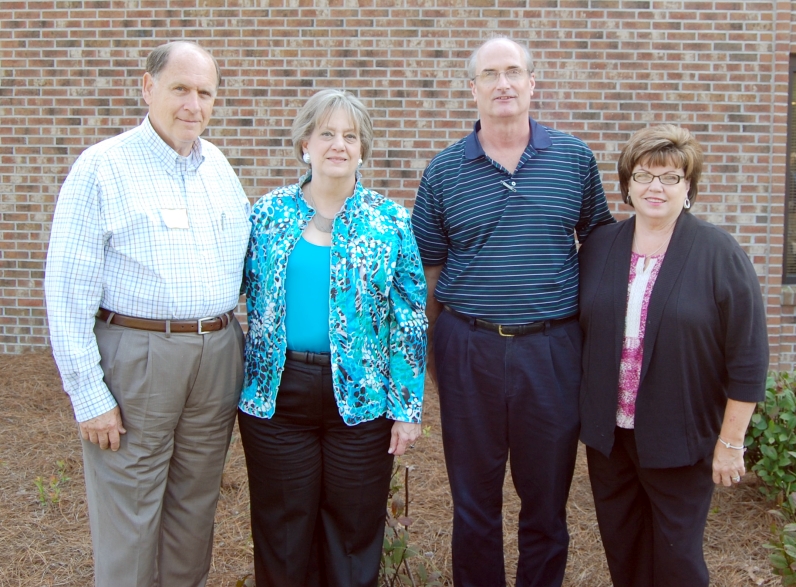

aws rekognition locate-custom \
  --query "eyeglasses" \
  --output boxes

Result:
[472,68,530,84]
[632,172,685,185]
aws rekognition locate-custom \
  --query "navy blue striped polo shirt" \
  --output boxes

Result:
[412,117,614,324]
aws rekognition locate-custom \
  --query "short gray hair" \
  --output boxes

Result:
[291,89,373,165]
[146,41,222,88]
[467,36,535,79]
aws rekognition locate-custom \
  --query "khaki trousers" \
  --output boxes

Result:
[84,317,244,587]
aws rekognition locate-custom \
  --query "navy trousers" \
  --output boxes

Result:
[586,428,714,587]
[434,309,582,587]
[238,359,394,587]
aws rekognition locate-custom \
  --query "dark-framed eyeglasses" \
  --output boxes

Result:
[472,68,530,84]
[631,172,685,185]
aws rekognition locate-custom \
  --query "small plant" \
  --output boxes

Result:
[764,516,796,585]
[379,463,442,587]
[745,373,796,516]
[34,460,70,507]
[746,372,796,584]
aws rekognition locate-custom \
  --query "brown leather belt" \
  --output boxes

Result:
[97,308,235,334]
[444,306,575,337]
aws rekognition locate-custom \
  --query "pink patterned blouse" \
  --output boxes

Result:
[616,252,666,428]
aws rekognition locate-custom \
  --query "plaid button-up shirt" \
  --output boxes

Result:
[45,117,251,421]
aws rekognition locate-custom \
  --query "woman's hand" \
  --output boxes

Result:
[389,421,421,456]
[712,399,756,487]
[712,439,746,487]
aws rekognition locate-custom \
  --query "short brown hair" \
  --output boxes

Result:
[617,125,703,208]
[291,89,373,166]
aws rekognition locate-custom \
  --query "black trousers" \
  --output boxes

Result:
[434,309,582,587]
[586,427,715,587]
[238,359,394,587]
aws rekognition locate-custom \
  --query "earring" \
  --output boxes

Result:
[357,158,363,168]
[303,152,311,165]
[683,197,691,210]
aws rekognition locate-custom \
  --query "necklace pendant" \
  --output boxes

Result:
[312,214,333,233]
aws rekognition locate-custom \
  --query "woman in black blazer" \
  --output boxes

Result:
[578,125,768,587]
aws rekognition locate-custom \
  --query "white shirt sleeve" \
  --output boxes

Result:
[45,151,118,422]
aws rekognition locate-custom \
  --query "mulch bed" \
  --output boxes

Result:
[0,350,780,586]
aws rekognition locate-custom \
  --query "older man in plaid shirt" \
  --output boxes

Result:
[45,41,250,587]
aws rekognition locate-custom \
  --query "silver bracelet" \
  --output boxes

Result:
[718,436,746,452]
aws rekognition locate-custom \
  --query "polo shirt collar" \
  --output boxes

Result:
[141,115,204,174]
[464,117,552,160]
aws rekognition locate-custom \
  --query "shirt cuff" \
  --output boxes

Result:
[67,370,119,422]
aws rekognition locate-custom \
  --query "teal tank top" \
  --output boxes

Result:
[284,236,331,353]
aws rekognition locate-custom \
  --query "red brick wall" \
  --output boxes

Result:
[773,2,796,370]
[1,1,792,367]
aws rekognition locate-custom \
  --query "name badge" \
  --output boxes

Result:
[160,208,190,229]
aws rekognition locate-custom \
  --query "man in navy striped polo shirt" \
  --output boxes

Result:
[412,37,614,587]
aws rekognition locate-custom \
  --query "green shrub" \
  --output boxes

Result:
[764,519,796,585]
[745,372,796,583]
[745,373,796,517]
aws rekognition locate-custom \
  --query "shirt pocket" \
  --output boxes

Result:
[211,200,250,277]
[105,193,174,269]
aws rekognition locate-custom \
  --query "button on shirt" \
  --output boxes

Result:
[412,118,614,324]
[45,117,251,422]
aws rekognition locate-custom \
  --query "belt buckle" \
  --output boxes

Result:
[197,316,214,335]
[498,325,514,337]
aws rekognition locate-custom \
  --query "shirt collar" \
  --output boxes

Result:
[296,169,366,216]
[141,116,205,174]
[463,116,552,160]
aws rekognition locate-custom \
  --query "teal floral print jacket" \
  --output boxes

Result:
[239,173,428,425]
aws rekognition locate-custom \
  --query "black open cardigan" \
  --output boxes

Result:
[578,211,768,469]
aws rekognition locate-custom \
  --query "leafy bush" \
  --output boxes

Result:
[764,518,796,585]
[745,372,796,584]
[745,373,796,517]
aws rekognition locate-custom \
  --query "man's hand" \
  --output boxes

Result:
[78,406,126,451]
[388,421,422,456]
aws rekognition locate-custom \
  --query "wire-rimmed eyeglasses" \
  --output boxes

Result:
[472,68,530,84]
[632,172,685,185]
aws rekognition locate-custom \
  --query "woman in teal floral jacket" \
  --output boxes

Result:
[238,89,427,587]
